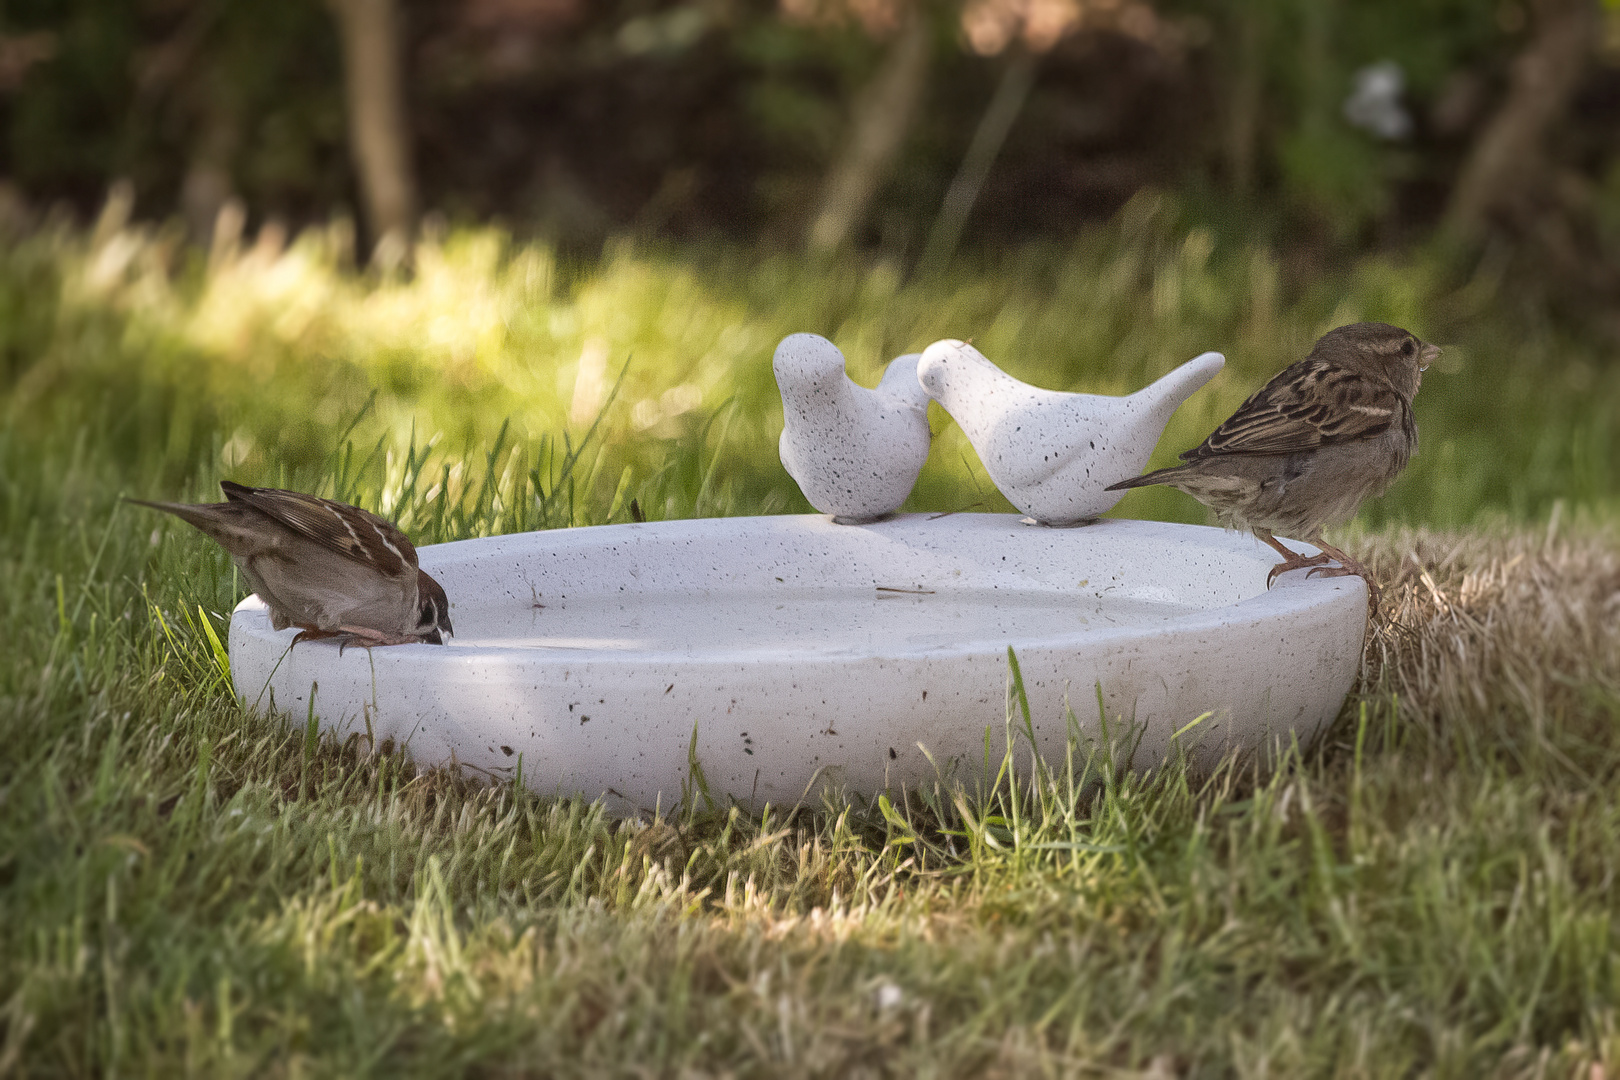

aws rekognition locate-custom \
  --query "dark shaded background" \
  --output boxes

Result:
[3,0,1618,292]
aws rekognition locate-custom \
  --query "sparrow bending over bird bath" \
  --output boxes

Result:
[131,481,452,650]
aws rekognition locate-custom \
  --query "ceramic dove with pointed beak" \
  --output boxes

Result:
[918,339,1224,525]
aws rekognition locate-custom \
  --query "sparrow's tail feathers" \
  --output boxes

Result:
[124,496,212,525]
[123,496,258,549]
[1104,464,1189,492]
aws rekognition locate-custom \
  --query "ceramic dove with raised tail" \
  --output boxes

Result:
[917,340,1224,525]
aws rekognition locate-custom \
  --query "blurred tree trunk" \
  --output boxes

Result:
[180,82,238,246]
[1443,0,1597,242]
[806,13,930,256]
[1222,6,1263,197]
[329,0,416,262]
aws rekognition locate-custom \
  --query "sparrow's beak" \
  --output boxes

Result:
[1418,342,1441,370]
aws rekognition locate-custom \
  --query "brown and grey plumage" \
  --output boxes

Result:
[1106,322,1440,605]
[128,480,452,649]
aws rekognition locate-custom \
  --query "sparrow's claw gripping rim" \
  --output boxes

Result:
[1303,542,1382,611]
[290,627,344,648]
[291,626,436,654]
[1305,564,1382,609]
[1264,552,1334,588]
[333,626,437,655]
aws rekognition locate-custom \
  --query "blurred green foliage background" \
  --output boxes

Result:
[0,0,1614,259]
[2,187,1614,546]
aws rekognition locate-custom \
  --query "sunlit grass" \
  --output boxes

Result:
[9,190,1617,530]
[3,198,1620,1074]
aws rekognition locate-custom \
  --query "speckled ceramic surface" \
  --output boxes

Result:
[228,515,1366,813]
[918,340,1225,525]
[775,333,932,523]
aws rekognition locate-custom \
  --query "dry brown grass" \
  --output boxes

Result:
[1360,522,1620,753]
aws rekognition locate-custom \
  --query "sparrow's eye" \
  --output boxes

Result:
[1400,338,1416,357]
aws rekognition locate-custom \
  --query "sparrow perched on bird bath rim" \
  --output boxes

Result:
[128,481,452,650]
[1106,322,1440,607]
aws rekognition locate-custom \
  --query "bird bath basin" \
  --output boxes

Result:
[227,514,1367,812]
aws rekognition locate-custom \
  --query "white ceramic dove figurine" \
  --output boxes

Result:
[775,333,933,523]
[918,339,1225,525]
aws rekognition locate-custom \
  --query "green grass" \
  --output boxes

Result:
[3,201,1620,1075]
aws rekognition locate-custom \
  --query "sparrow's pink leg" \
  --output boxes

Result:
[1254,529,1334,587]
[332,626,434,654]
[290,627,345,648]
[1302,539,1382,609]
[291,626,431,653]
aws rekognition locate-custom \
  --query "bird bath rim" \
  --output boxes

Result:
[227,514,1368,813]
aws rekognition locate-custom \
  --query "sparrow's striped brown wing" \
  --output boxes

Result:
[219,481,418,578]
[1181,357,1400,461]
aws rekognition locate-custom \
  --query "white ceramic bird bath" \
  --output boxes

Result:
[228,515,1367,812]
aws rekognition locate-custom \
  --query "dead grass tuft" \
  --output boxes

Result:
[1354,525,1620,776]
